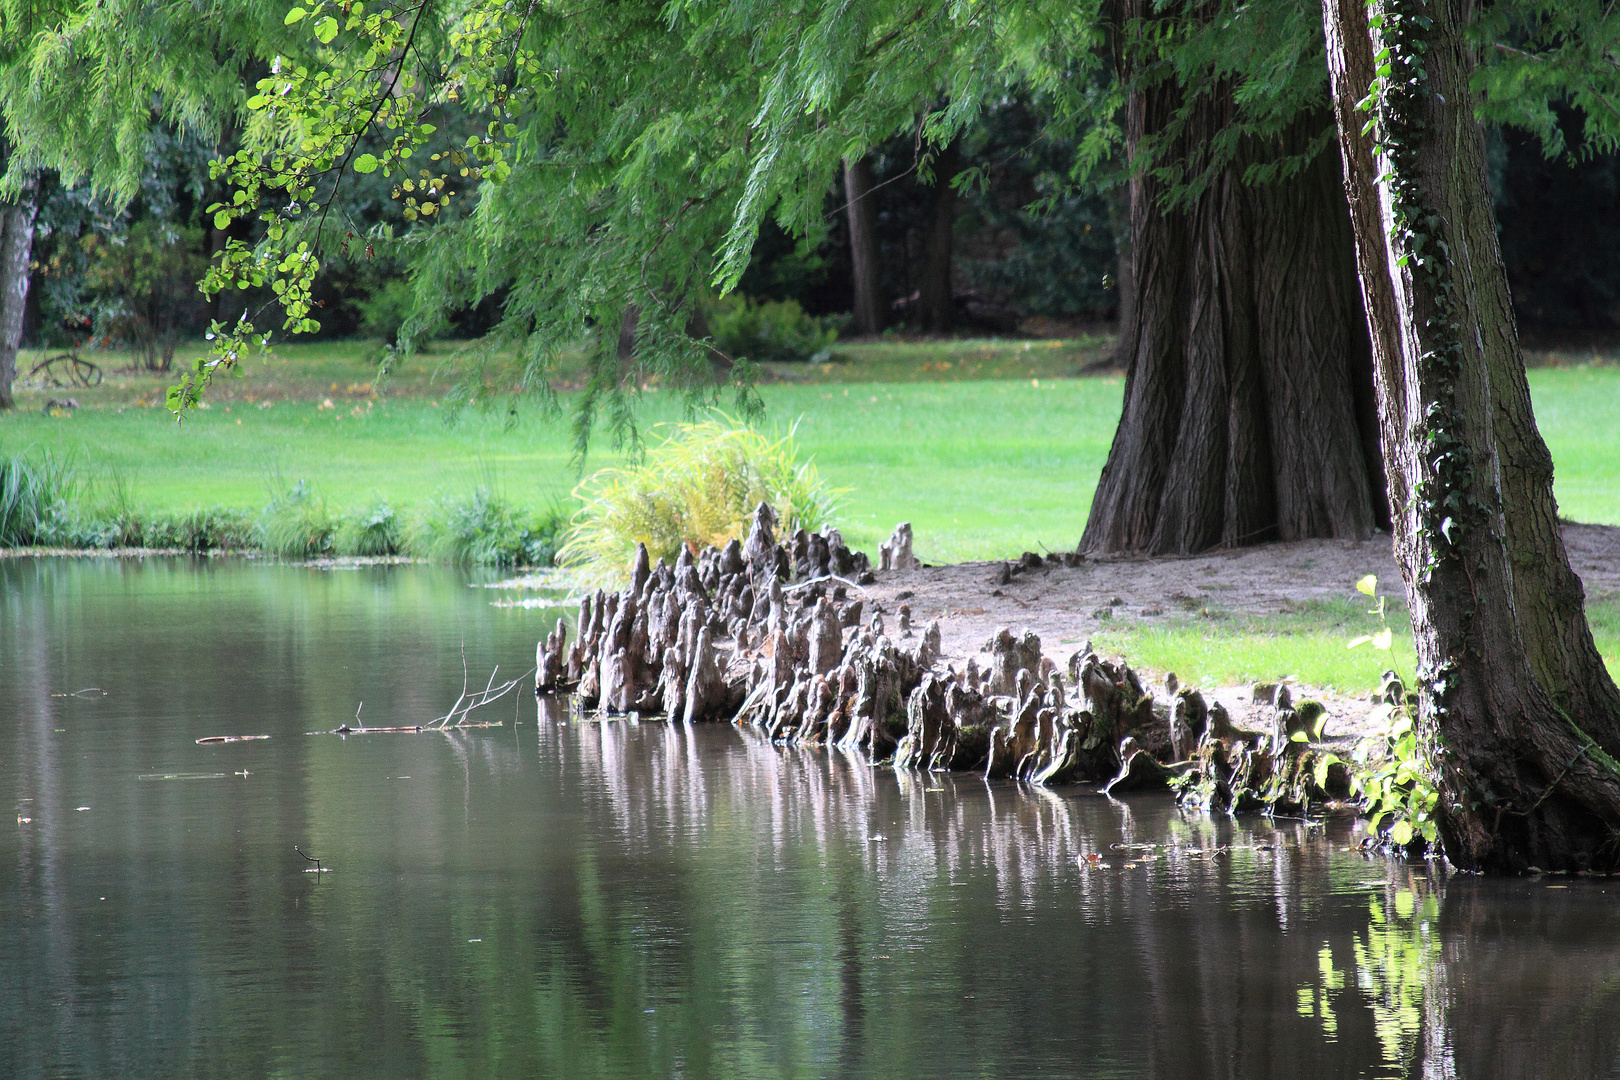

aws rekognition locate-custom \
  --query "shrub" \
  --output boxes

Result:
[357,279,415,346]
[559,415,837,579]
[707,295,840,363]
[258,481,336,558]
[0,450,75,546]
[335,497,403,557]
[80,221,209,372]
[405,488,562,567]
[144,508,255,552]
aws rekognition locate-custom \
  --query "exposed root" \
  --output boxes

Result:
[538,503,1359,817]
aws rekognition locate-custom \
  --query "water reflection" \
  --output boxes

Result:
[3,559,1619,1079]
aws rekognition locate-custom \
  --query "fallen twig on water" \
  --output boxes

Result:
[304,655,530,736]
[196,734,271,744]
[428,660,534,729]
[295,845,329,877]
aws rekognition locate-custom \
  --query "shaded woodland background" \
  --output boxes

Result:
[17,100,1620,358]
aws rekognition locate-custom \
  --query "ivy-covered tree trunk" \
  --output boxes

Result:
[843,156,884,334]
[1081,14,1386,554]
[1323,0,1620,872]
[0,169,41,410]
[918,139,960,333]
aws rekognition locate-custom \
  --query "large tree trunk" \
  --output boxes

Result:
[1323,0,1620,872]
[1081,8,1386,554]
[0,171,41,410]
[918,139,960,333]
[843,156,883,335]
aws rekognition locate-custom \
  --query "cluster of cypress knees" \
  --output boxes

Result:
[536,504,1351,811]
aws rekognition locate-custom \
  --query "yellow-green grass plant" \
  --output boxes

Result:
[558,415,838,583]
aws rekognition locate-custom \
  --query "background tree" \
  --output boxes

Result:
[844,157,884,335]
[1082,0,1386,554]
[0,0,302,403]
[0,138,39,409]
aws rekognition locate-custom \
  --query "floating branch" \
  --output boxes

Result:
[305,673,526,737]
[295,846,329,876]
[426,652,533,730]
[196,734,271,744]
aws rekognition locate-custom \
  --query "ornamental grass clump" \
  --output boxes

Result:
[0,450,76,547]
[559,416,837,581]
[258,480,336,558]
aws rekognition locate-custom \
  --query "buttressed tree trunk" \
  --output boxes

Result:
[1083,0,1387,554]
[843,156,883,334]
[0,170,41,410]
[1323,0,1620,872]
[918,139,960,333]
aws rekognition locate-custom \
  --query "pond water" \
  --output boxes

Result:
[3,557,1618,1079]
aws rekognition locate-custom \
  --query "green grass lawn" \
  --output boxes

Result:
[2,340,1122,560]
[5,339,1618,557]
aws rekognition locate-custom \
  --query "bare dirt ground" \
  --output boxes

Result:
[857,523,1620,742]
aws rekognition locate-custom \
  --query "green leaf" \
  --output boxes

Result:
[1355,574,1377,597]
[353,154,380,174]
[214,210,233,230]
[316,16,339,43]
[1372,627,1393,650]
[1391,820,1414,846]
[285,7,307,24]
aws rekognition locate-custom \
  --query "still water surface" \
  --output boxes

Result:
[3,557,1619,1079]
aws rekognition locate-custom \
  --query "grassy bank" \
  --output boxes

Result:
[6,337,1619,557]
[7,335,1620,692]
[3,340,1123,560]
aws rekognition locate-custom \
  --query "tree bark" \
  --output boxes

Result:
[1107,180,1135,366]
[1081,3,1386,555]
[1323,0,1620,872]
[843,156,883,334]
[918,139,960,333]
[0,171,41,410]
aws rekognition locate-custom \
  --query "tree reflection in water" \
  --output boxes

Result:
[547,702,1620,1080]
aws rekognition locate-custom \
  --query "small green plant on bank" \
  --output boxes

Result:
[407,487,560,567]
[1347,575,1441,851]
[335,498,403,557]
[560,415,838,579]
[258,480,337,557]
